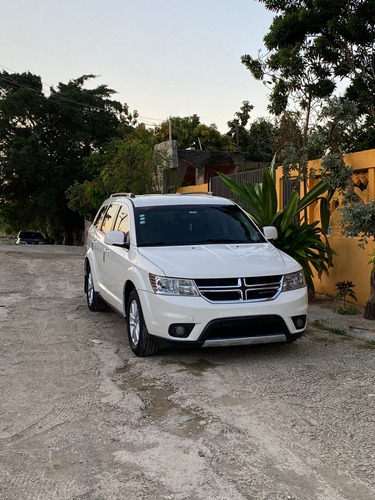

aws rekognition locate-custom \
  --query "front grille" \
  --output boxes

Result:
[194,276,282,303]
[201,315,288,340]
[203,291,242,301]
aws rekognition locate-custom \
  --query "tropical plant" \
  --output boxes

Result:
[218,156,334,291]
[335,280,357,311]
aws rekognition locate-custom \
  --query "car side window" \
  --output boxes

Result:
[101,204,120,234]
[114,205,130,234]
[93,206,108,229]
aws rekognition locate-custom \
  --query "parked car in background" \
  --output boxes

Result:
[16,230,46,245]
[85,193,308,356]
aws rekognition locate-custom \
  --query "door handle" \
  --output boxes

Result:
[103,247,110,263]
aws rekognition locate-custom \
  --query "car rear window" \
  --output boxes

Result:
[19,231,43,239]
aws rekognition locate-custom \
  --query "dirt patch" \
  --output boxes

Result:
[0,246,374,500]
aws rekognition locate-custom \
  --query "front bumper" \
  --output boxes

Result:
[137,287,308,346]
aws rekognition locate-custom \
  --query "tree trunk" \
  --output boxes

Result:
[364,267,375,319]
[64,229,74,246]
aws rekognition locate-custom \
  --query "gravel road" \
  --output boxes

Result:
[0,245,374,500]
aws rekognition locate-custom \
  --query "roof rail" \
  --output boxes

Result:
[110,192,136,198]
[179,191,215,196]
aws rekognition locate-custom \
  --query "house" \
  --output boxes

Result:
[154,140,243,192]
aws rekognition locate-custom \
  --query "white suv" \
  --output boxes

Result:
[85,193,307,356]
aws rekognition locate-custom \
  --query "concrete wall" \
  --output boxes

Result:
[154,140,179,169]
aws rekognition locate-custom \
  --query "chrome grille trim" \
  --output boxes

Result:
[195,276,283,303]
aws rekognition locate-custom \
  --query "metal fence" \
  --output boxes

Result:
[210,169,265,213]
[210,169,297,211]
[282,178,299,208]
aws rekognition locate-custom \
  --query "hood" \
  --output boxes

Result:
[138,243,300,278]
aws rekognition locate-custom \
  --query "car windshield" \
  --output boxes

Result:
[135,204,266,247]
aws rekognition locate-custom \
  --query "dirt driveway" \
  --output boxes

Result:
[0,245,374,500]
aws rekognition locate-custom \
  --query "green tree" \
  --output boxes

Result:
[66,178,107,221]
[0,72,50,232]
[152,115,235,151]
[66,139,169,219]
[243,35,327,199]
[0,71,132,243]
[309,98,359,203]
[226,102,277,162]
[243,0,375,144]
[248,118,278,162]
[100,139,167,195]
[241,0,375,213]
[227,101,254,151]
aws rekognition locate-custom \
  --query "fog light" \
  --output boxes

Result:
[292,315,306,330]
[168,323,195,338]
[175,326,186,336]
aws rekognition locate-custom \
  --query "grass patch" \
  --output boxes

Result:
[358,340,375,350]
[336,306,359,316]
[311,320,352,339]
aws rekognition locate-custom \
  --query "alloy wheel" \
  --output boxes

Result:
[87,271,94,306]
[129,300,140,346]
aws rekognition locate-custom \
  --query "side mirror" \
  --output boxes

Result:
[263,226,278,241]
[104,230,130,249]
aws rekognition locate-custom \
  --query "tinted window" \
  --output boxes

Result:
[114,205,130,234]
[93,206,108,229]
[135,204,265,246]
[101,204,120,234]
[18,231,44,239]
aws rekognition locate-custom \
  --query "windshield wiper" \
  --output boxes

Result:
[139,241,169,246]
[202,238,250,244]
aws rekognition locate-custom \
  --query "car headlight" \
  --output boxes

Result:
[282,270,306,291]
[149,274,199,296]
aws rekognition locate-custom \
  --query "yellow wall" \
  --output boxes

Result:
[313,237,375,306]
[177,184,209,193]
[277,149,375,306]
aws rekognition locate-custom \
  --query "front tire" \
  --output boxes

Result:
[126,289,159,357]
[86,266,106,312]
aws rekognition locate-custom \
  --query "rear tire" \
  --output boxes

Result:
[86,266,107,312]
[126,289,159,357]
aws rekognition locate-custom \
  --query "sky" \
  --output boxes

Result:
[1,0,275,133]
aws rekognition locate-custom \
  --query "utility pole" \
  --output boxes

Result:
[235,119,239,150]
[169,117,172,142]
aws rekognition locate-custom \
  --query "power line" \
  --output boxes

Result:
[0,66,225,150]
[0,63,61,96]
[137,115,166,123]
[0,73,123,121]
